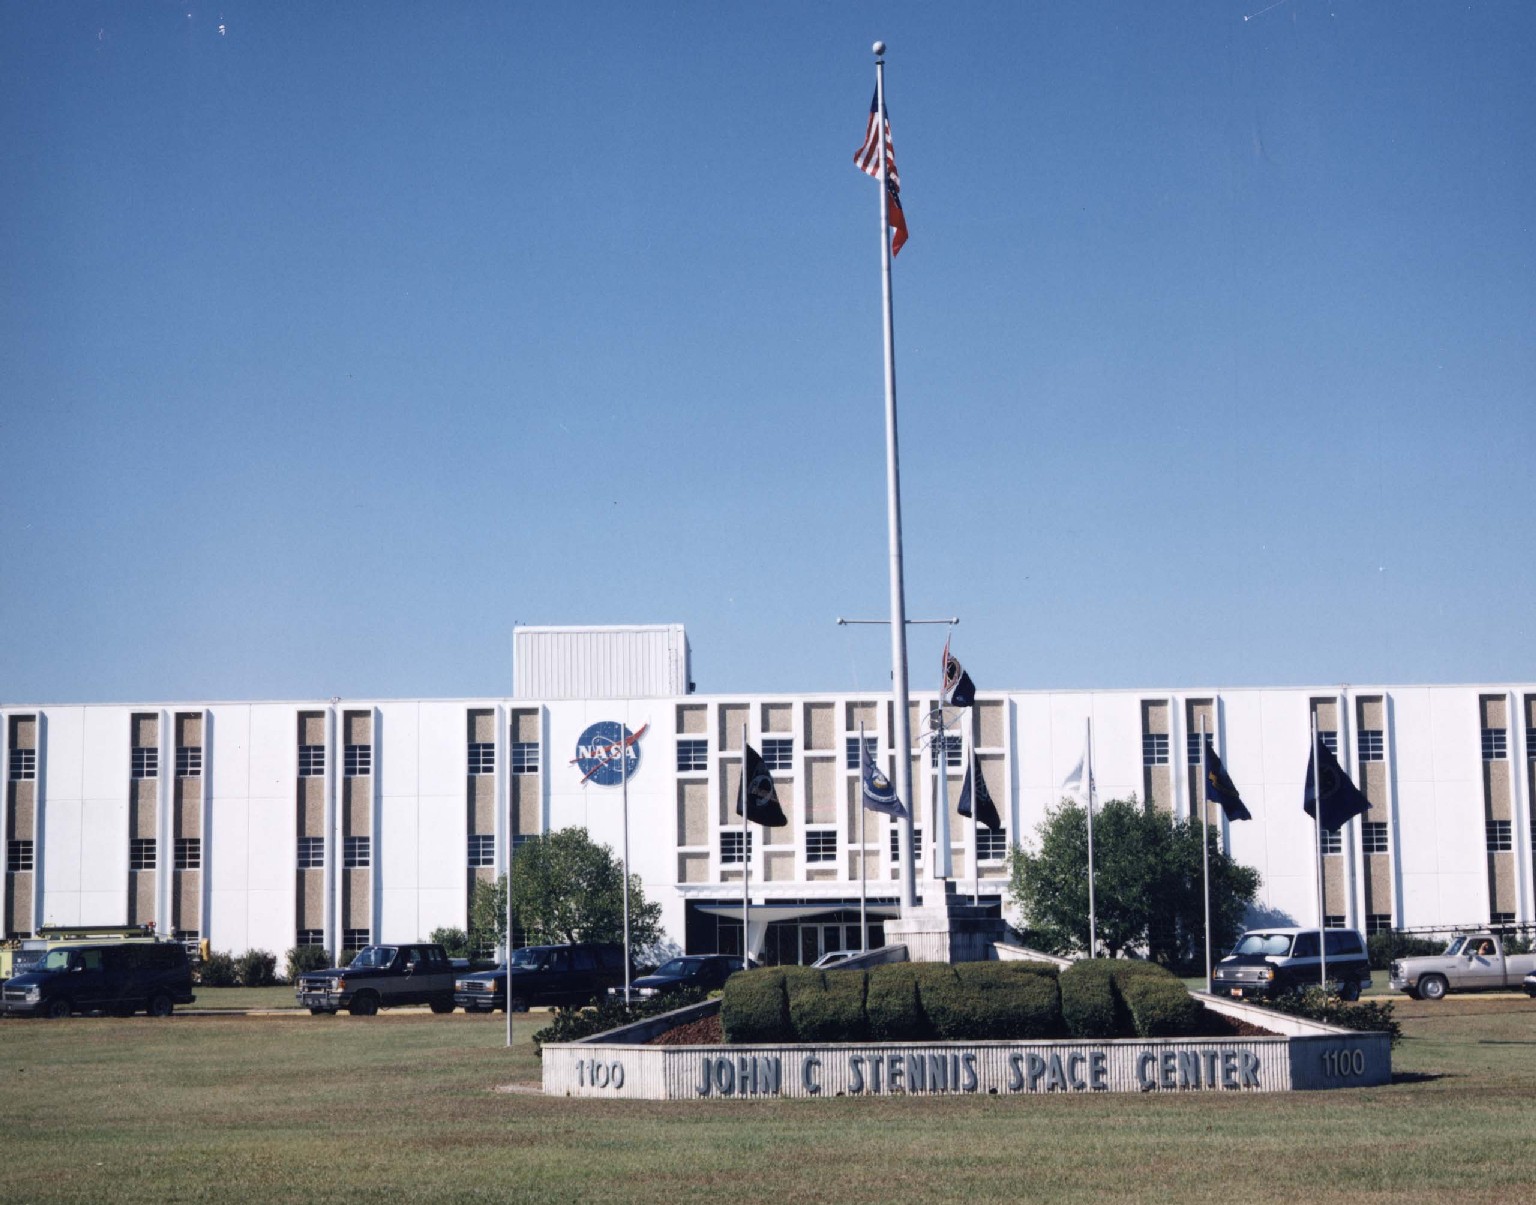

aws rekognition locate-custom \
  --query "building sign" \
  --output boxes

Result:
[572,721,647,786]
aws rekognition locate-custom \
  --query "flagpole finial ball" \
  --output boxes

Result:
[872,41,886,56]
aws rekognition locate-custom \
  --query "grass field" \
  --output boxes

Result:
[2,995,1534,1203]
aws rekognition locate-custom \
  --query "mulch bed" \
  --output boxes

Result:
[647,1008,1278,1045]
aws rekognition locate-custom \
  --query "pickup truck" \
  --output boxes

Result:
[1389,933,1536,1000]
[295,943,457,1015]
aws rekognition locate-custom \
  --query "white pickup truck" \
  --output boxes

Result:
[1389,933,1536,1000]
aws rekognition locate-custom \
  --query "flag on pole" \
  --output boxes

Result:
[737,744,788,827]
[957,761,1003,831]
[1303,737,1371,831]
[1201,737,1252,822]
[1061,750,1095,805]
[861,743,908,818]
[940,637,976,708]
[855,91,909,256]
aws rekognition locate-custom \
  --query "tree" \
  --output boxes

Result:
[468,827,663,956]
[1008,797,1260,968]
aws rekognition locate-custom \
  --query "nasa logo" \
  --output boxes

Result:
[571,721,648,787]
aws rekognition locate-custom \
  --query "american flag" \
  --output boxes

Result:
[855,91,909,255]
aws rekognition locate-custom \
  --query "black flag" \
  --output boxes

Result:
[957,761,1003,831]
[737,744,788,827]
[941,637,976,708]
[1201,738,1252,822]
[1303,736,1371,831]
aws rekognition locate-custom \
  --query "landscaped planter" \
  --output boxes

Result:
[539,993,1391,1098]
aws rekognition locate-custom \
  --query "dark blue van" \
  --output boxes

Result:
[1,942,196,1018]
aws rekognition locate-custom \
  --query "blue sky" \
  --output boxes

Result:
[2,2,1532,703]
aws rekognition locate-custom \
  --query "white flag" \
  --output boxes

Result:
[1061,751,1095,804]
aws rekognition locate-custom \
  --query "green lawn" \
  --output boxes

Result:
[1,996,1533,1202]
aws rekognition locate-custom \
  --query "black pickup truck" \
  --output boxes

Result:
[295,943,457,1016]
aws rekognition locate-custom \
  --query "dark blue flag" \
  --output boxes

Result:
[941,637,976,708]
[737,744,788,828]
[957,761,1003,831]
[1201,738,1252,822]
[1303,736,1371,831]
[861,744,908,819]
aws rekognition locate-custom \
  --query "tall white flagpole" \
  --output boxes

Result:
[1200,717,1213,993]
[741,723,752,971]
[969,739,980,907]
[859,722,869,951]
[1312,714,1328,991]
[872,43,917,913]
[505,817,514,1049]
[620,724,632,1002]
[1085,717,1098,958]
[935,708,950,882]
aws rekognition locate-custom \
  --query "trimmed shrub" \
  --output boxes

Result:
[720,968,792,1043]
[864,964,927,1042]
[953,963,1063,1039]
[1367,930,1443,970]
[198,951,238,987]
[786,968,868,1043]
[1058,959,1123,1039]
[1262,987,1402,1047]
[532,986,706,1056]
[910,964,967,1039]
[1113,966,1202,1037]
[236,949,278,988]
[285,945,332,982]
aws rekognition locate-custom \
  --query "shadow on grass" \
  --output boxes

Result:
[1390,1070,1444,1085]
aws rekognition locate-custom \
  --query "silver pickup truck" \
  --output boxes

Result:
[1389,933,1536,1000]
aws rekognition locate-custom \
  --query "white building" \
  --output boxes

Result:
[3,625,1531,961]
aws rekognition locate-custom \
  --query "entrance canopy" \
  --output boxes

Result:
[695,902,901,961]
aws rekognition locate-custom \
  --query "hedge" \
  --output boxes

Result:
[1058,959,1123,1039]
[864,964,927,1042]
[950,962,1063,1040]
[1111,963,1202,1037]
[785,968,868,1042]
[720,968,792,1043]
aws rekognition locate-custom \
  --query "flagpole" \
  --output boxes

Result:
[1201,717,1212,994]
[859,722,869,952]
[1085,716,1098,958]
[741,722,751,973]
[935,708,950,883]
[1312,714,1328,992]
[620,723,632,1003]
[505,813,514,1050]
[873,44,917,913]
[969,740,980,907]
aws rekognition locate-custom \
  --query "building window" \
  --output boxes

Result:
[510,742,540,774]
[296,928,325,948]
[977,828,1008,862]
[467,742,495,775]
[344,744,372,777]
[297,837,325,869]
[1365,913,1393,936]
[1142,734,1169,766]
[1486,821,1513,852]
[1482,728,1507,761]
[177,747,202,778]
[1319,828,1343,855]
[131,747,159,779]
[845,736,878,770]
[929,733,963,769]
[1491,911,1516,928]
[1357,730,1384,762]
[889,827,924,863]
[343,836,371,868]
[9,748,36,780]
[468,834,495,867]
[762,738,795,772]
[677,739,708,772]
[1361,822,1390,854]
[721,830,753,865]
[129,838,156,870]
[299,745,325,777]
[805,830,837,863]
[511,833,536,856]
[1323,915,1347,930]
[1528,727,1536,759]
[174,838,201,870]
[342,928,371,951]
[1316,731,1339,755]
[7,840,33,873]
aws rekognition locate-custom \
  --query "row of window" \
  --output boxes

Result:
[295,928,373,950]
[716,826,1009,865]
[127,838,202,870]
[1317,820,1524,855]
[127,747,204,780]
[678,735,970,775]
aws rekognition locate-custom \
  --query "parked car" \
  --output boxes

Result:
[454,943,628,1013]
[616,954,744,1001]
[810,950,859,969]
[0,941,196,1018]
[1211,927,1372,1001]
[1524,967,1536,999]
[1389,933,1536,1000]
[294,943,456,1015]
